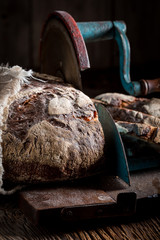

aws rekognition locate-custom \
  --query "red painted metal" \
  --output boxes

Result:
[40,11,90,71]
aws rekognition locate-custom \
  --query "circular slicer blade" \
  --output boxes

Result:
[40,11,90,90]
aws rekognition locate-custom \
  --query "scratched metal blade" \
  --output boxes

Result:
[95,103,130,185]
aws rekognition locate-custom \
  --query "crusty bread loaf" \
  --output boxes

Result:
[105,106,160,128]
[95,93,160,144]
[2,78,105,184]
[115,121,160,144]
[95,92,160,118]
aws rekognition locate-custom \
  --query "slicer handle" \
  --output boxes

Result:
[78,21,142,96]
[41,11,159,96]
[113,22,141,96]
[140,78,160,95]
[77,21,114,42]
[78,20,160,95]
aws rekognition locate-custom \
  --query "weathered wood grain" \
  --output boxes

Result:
[0,0,160,75]
[0,0,30,68]
[0,194,159,240]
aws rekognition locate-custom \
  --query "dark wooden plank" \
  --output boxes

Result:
[0,189,160,240]
[0,206,159,239]
[0,0,31,68]
[114,0,160,71]
[0,0,160,78]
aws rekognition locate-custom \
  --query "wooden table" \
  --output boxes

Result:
[0,193,160,240]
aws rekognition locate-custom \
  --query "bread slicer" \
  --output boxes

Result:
[40,10,160,175]
[19,11,160,225]
[19,103,137,225]
[19,101,159,225]
[40,11,160,96]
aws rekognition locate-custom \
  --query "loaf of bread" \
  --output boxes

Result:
[95,92,160,118]
[95,93,160,144]
[0,66,105,193]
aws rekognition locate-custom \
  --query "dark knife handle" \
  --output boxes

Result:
[140,78,160,95]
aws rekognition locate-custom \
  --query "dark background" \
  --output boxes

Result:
[0,0,160,97]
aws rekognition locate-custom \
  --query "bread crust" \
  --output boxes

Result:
[95,93,160,144]
[2,80,105,183]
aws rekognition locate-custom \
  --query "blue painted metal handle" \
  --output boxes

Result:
[114,22,141,96]
[77,21,141,96]
[77,22,113,42]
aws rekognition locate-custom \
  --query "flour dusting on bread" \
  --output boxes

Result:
[0,66,105,194]
[0,65,34,194]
